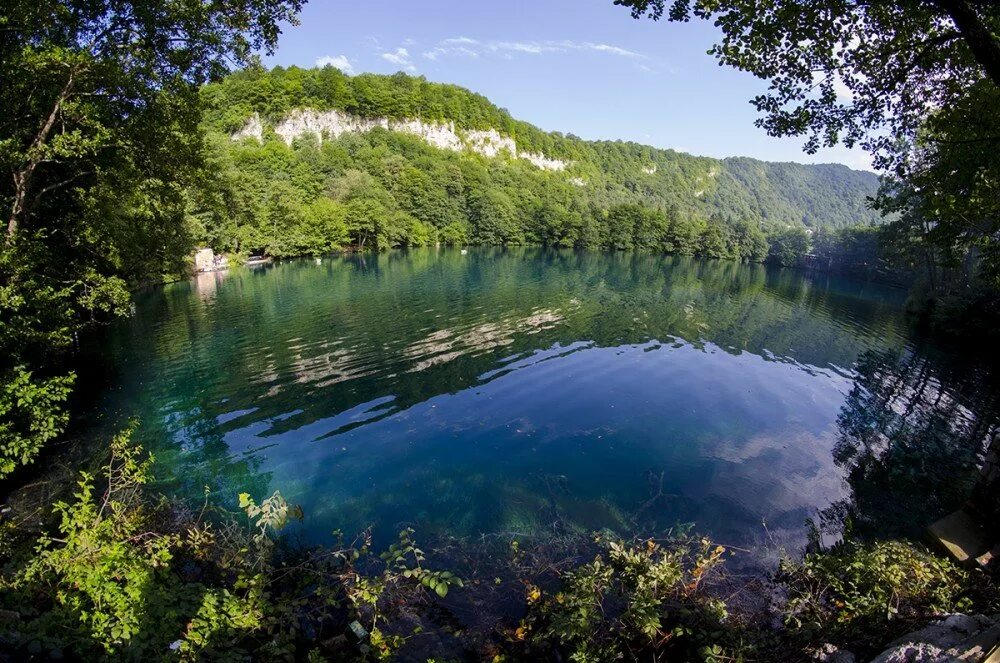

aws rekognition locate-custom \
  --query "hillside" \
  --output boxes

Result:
[191,66,882,259]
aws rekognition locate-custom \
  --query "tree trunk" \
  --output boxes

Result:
[935,0,1000,87]
[6,72,75,240]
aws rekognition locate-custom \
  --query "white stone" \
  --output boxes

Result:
[233,109,571,171]
[232,113,263,141]
[521,151,567,171]
[870,614,999,663]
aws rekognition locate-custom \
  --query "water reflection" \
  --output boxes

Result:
[817,348,999,542]
[87,248,993,553]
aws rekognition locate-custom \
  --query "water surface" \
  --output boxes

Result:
[89,249,998,556]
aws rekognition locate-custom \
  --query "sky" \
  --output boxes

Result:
[261,0,873,171]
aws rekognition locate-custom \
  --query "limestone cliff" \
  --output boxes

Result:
[233,110,570,172]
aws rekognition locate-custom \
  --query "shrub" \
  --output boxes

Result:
[778,539,970,646]
[518,535,730,663]
[1,428,267,659]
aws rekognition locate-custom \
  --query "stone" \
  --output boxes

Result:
[813,642,856,662]
[870,614,1000,663]
[193,248,214,273]
[233,109,571,171]
[928,510,990,567]
[347,620,368,642]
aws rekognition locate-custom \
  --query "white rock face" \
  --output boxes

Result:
[465,128,517,158]
[521,151,567,171]
[234,110,570,171]
[569,177,587,187]
[232,113,264,141]
[642,164,657,175]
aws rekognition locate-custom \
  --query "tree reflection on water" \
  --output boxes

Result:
[819,347,999,542]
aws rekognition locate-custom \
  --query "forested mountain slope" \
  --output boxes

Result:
[192,66,881,258]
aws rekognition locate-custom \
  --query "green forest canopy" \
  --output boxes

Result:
[190,66,883,261]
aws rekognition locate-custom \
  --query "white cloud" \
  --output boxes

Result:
[811,70,855,102]
[381,47,416,72]
[315,54,354,74]
[424,45,479,61]
[832,75,854,101]
[580,42,643,58]
[421,37,646,62]
[490,41,562,54]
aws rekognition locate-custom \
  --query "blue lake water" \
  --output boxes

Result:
[87,248,995,558]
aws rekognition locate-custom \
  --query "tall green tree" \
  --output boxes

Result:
[0,0,304,477]
[617,0,1000,310]
[614,0,1000,170]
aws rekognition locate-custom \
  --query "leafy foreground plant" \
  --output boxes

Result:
[501,533,996,663]
[1,431,990,662]
[511,535,732,662]
[0,429,461,661]
[778,539,974,655]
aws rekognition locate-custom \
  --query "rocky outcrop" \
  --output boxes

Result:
[869,614,1000,663]
[232,113,264,141]
[233,110,569,171]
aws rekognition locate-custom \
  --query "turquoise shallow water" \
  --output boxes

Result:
[85,248,997,554]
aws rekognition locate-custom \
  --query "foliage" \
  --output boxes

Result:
[0,428,468,660]
[876,81,1000,315]
[617,0,1000,326]
[518,535,730,663]
[767,227,811,267]
[1,428,268,659]
[0,366,74,478]
[0,0,304,477]
[779,540,970,647]
[614,0,1000,171]
[193,67,884,266]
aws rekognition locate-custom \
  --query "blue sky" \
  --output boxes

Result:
[261,0,872,170]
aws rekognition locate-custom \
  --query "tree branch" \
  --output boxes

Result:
[7,70,76,240]
[934,0,1000,87]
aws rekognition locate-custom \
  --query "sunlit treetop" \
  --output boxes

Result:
[615,0,1000,172]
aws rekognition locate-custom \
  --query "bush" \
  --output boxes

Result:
[518,535,731,663]
[1,428,268,659]
[778,540,970,647]
[0,428,464,661]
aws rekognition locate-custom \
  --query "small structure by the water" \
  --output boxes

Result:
[246,255,273,267]
[194,248,229,273]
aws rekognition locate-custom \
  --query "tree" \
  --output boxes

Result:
[0,0,304,477]
[468,189,522,245]
[615,0,1000,171]
[344,198,387,250]
[728,219,769,262]
[618,0,1000,321]
[698,223,729,259]
[877,81,1000,289]
[768,227,811,267]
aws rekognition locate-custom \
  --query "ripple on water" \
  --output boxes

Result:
[87,248,993,556]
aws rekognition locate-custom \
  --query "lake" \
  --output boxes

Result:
[86,248,998,561]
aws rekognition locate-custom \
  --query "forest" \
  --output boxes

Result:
[191,66,885,272]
